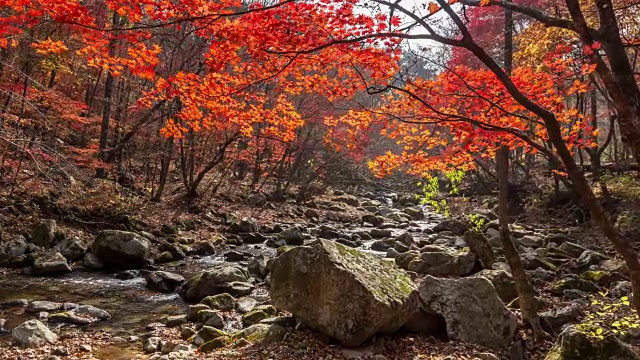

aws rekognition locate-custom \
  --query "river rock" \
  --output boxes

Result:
[91,230,152,269]
[402,207,424,220]
[143,336,162,353]
[230,218,258,234]
[334,195,360,207]
[277,226,304,246]
[248,254,269,278]
[432,219,469,235]
[180,265,253,302]
[370,229,392,239]
[233,323,287,344]
[202,293,236,311]
[270,240,417,347]
[146,271,185,293]
[236,297,258,313]
[158,241,186,261]
[544,325,640,359]
[362,214,384,227]
[31,219,56,248]
[27,301,61,313]
[71,305,111,321]
[52,237,87,262]
[0,235,28,265]
[418,275,517,349]
[83,252,104,269]
[11,319,58,347]
[31,252,72,276]
[406,246,476,276]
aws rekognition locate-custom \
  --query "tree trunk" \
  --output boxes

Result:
[96,12,119,179]
[501,8,542,334]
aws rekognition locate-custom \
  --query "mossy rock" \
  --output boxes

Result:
[276,245,295,256]
[200,335,232,352]
[201,293,236,311]
[186,304,211,321]
[192,326,229,345]
[550,278,600,296]
[242,309,270,327]
[233,323,287,344]
[545,325,640,360]
[270,239,417,347]
[581,270,625,287]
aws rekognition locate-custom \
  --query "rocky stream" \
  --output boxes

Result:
[0,192,638,359]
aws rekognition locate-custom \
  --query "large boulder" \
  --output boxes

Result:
[418,275,517,349]
[180,265,253,302]
[406,246,476,276]
[11,319,58,347]
[91,230,152,269]
[544,325,640,360]
[270,240,418,347]
[0,235,28,265]
[31,251,72,276]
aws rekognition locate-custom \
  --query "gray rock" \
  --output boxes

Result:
[540,303,581,334]
[180,265,252,302]
[143,336,162,353]
[146,271,185,293]
[27,301,62,313]
[83,252,104,269]
[370,239,395,251]
[31,252,72,276]
[52,237,87,262]
[370,229,393,239]
[362,214,384,227]
[248,254,270,278]
[201,293,236,311]
[402,207,424,221]
[71,305,111,321]
[270,240,418,347]
[418,275,517,349]
[334,195,360,207]
[0,318,7,334]
[32,219,56,248]
[0,235,28,265]
[432,219,469,235]
[407,247,476,276]
[230,218,258,234]
[201,311,225,328]
[514,235,545,248]
[474,269,518,304]
[186,304,210,321]
[166,315,188,327]
[91,230,152,269]
[277,226,304,246]
[11,319,58,347]
[236,297,258,313]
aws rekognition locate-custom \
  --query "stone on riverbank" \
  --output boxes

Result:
[91,230,152,269]
[11,319,58,347]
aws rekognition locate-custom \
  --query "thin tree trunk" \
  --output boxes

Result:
[96,12,119,179]
[501,8,542,335]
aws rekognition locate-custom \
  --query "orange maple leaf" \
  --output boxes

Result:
[428,2,440,14]
[480,0,491,5]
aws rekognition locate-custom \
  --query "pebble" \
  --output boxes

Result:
[79,344,92,352]
[51,347,70,356]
